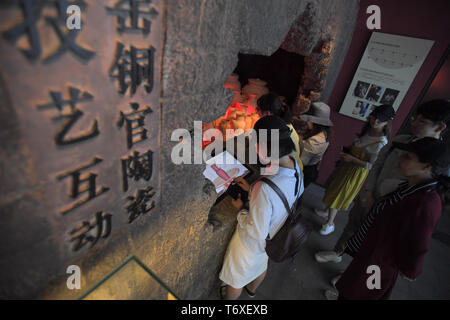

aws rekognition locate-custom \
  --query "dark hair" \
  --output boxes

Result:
[257,92,292,123]
[259,136,296,159]
[304,123,332,142]
[300,107,333,142]
[358,117,392,140]
[253,115,295,159]
[416,99,450,127]
[290,116,308,136]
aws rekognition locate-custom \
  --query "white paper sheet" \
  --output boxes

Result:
[203,151,249,195]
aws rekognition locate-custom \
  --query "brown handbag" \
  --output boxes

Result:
[260,177,311,262]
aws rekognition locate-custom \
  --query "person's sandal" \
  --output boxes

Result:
[219,285,227,300]
[244,286,256,298]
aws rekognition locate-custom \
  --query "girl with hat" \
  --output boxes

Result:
[219,116,304,299]
[334,137,450,299]
[315,104,395,235]
[298,102,334,188]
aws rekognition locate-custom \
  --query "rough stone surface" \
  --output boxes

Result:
[280,0,361,109]
[319,0,361,102]
[158,0,358,300]
[281,1,323,56]
[0,0,359,300]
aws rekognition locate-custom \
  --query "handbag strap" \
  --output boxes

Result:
[260,177,293,216]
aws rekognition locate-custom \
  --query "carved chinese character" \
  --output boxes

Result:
[2,0,94,63]
[117,102,152,149]
[109,42,155,95]
[43,13,95,63]
[125,186,156,223]
[57,157,109,215]
[37,86,99,146]
[2,0,41,60]
[121,149,153,192]
[106,0,158,35]
[69,211,112,251]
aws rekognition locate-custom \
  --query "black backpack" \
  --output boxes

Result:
[260,177,311,262]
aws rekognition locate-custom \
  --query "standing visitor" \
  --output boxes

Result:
[298,102,333,188]
[335,138,450,300]
[218,116,304,300]
[314,105,395,235]
[315,99,450,264]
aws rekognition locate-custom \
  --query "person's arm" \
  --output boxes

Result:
[340,153,368,168]
[397,194,442,280]
[343,139,386,170]
[364,140,387,170]
[299,138,316,166]
[364,141,392,192]
[244,181,273,241]
[300,134,328,166]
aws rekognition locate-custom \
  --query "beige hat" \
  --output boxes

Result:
[300,102,333,127]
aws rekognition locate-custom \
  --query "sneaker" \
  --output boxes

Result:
[314,208,329,218]
[315,251,342,263]
[324,289,338,300]
[320,223,335,235]
[331,275,341,288]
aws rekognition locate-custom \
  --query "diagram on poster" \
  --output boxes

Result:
[339,32,434,121]
[203,151,249,196]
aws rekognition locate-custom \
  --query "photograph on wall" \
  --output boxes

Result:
[365,84,385,102]
[339,32,435,121]
[380,88,400,105]
[353,81,371,98]
[351,101,371,117]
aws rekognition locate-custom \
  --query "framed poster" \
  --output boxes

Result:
[339,32,434,121]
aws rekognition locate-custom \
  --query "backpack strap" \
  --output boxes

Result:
[260,177,293,216]
[258,155,301,216]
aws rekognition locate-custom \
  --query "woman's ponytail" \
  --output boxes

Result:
[279,103,292,123]
[257,92,292,123]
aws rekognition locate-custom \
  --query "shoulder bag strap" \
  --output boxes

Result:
[260,177,293,216]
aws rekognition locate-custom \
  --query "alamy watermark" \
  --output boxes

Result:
[66,5,82,30]
[66,265,81,290]
[366,265,381,290]
[170,121,281,175]
[366,5,381,30]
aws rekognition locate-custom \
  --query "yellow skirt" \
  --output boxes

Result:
[323,161,369,211]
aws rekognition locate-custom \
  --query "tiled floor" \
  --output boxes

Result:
[212,183,450,300]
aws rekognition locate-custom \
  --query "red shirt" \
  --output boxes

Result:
[336,185,442,300]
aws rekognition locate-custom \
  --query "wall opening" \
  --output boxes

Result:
[234,48,305,107]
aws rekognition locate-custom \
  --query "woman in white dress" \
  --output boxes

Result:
[219,115,304,300]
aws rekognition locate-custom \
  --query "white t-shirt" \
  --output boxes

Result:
[352,134,388,170]
[300,132,330,166]
[237,161,304,254]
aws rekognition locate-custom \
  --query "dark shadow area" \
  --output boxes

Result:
[234,48,304,106]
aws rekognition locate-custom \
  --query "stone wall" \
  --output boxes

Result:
[160,0,359,299]
[281,0,361,114]
[0,0,359,300]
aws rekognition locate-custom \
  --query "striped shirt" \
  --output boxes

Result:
[345,180,439,255]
